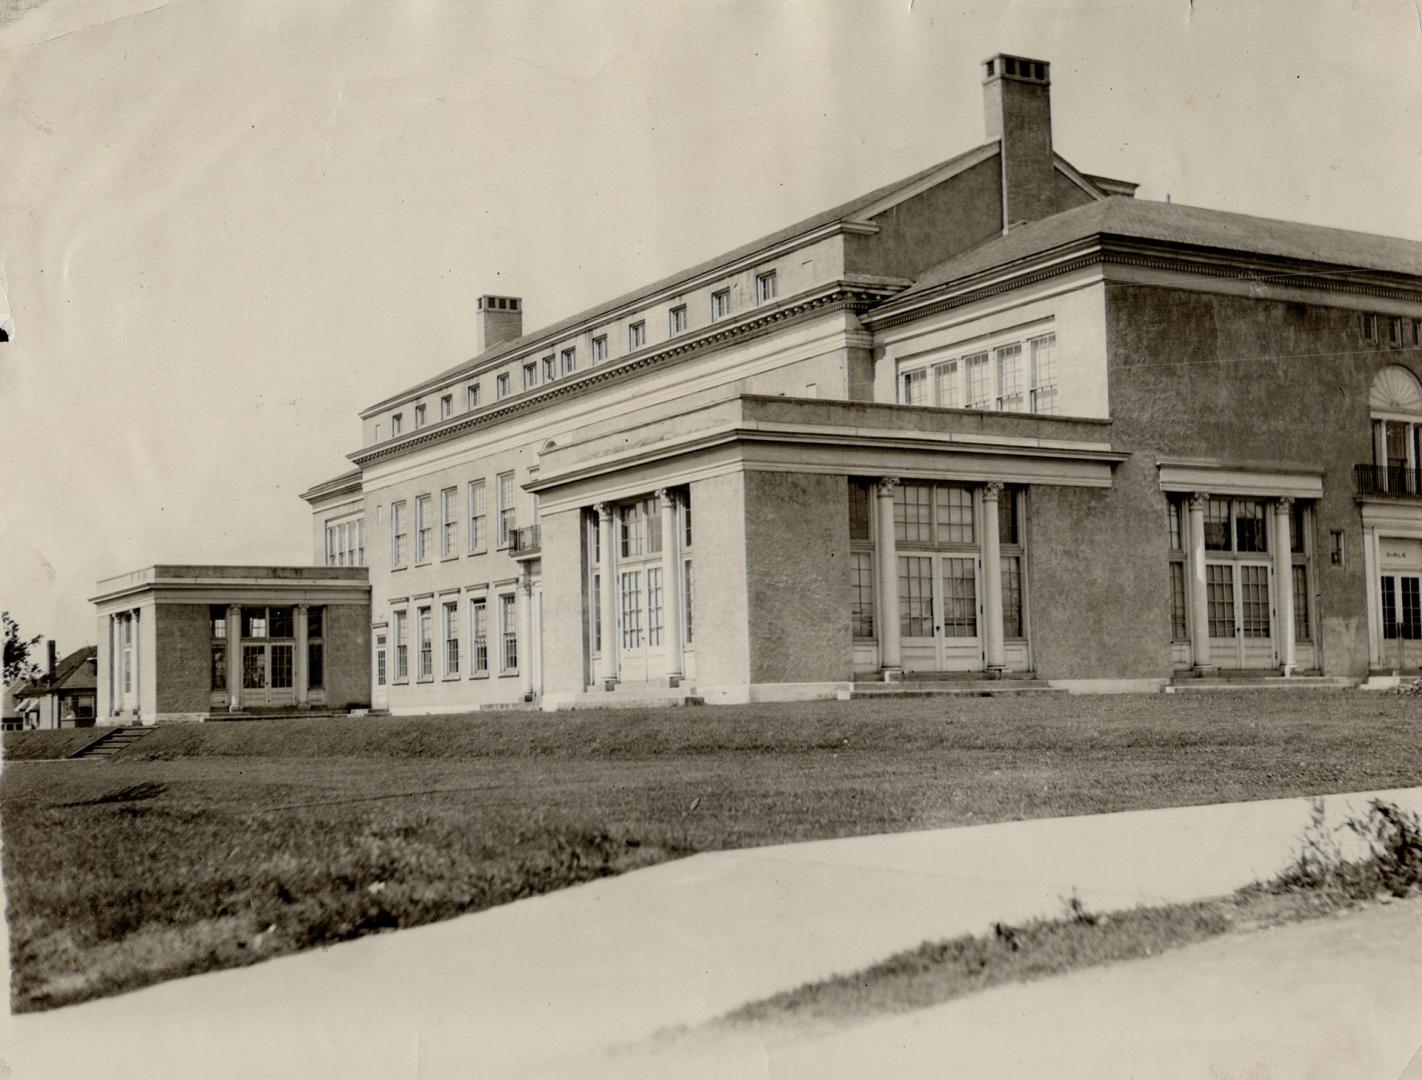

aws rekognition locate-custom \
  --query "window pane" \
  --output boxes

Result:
[1239,564,1271,637]
[1206,564,1235,638]
[933,361,959,408]
[1029,334,1058,415]
[995,344,1023,411]
[307,642,324,690]
[1167,500,1182,552]
[242,646,266,689]
[620,571,643,649]
[997,488,1019,545]
[211,644,227,691]
[647,566,664,647]
[1001,554,1023,639]
[1383,576,1398,640]
[942,557,978,637]
[897,556,934,638]
[1292,564,1310,643]
[894,484,933,544]
[934,486,974,545]
[1290,501,1307,554]
[851,551,875,638]
[964,353,990,409]
[1204,499,1231,551]
[269,607,293,638]
[1234,500,1268,554]
[1404,578,1422,640]
[1170,562,1188,640]
[847,481,872,541]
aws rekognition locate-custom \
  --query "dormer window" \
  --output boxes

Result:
[561,347,577,375]
[669,305,688,335]
[522,362,537,391]
[542,355,556,382]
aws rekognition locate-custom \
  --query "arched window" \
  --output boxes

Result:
[1370,366,1422,493]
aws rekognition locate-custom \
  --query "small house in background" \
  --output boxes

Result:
[91,565,371,725]
[10,642,99,729]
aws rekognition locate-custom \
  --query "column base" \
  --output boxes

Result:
[879,667,903,683]
[667,673,683,688]
[985,664,1006,680]
[601,677,619,692]
[1191,664,1218,677]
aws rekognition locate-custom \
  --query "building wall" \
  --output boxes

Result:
[743,471,852,684]
[540,507,585,702]
[155,603,214,720]
[322,602,372,710]
[687,471,751,701]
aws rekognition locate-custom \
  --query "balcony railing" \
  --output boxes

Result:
[510,524,542,557]
[1355,464,1422,499]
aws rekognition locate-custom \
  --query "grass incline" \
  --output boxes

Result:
[5,692,1422,1013]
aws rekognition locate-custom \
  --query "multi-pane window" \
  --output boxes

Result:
[995,344,1024,411]
[710,289,730,321]
[936,487,975,545]
[307,608,324,691]
[415,494,432,562]
[497,472,515,546]
[934,361,960,408]
[620,497,661,557]
[393,611,409,680]
[893,483,934,543]
[499,593,518,672]
[669,305,688,335]
[1001,556,1023,638]
[941,557,978,636]
[1205,498,1269,553]
[629,321,646,350]
[523,362,538,391]
[755,270,777,304]
[375,633,387,687]
[1205,565,1235,639]
[1292,564,1311,643]
[561,347,577,375]
[440,487,458,558]
[683,560,693,645]
[467,383,480,410]
[542,355,556,383]
[325,519,365,566]
[964,353,990,409]
[1363,312,1380,342]
[417,607,433,678]
[851,551,875,638]
[414,404,427,428]
[210,605,227,691]
[468,479,487,553]
[469,598,489,675]
[496,373,510,399]
[646,567,665,647]
[391,412,403,436]
[390,501,407,568]
[848,481,872,541]
[591,335,608,363]
[1169,562,1189,641]
[901,368,927,405]
[620,570,643,648]
[443,601,459,676]
[897,556,934,637]
[1029,334,1058,414]
[440,394,453,420]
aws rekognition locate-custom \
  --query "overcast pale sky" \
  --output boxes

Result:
[1,0,1420,652]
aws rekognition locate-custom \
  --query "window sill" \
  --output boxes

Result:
[416,676,434,684]
[415,560,432,568]
[441,674,460,682]
[441,554,460,563]
[469,671,490,680]
[498,670,519,678]
[391,565,407,573]
[393,678,409,686]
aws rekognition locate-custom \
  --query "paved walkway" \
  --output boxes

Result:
[5,786,1421,1079]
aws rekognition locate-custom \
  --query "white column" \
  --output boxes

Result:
[108,615,118,716]
[1188,493,1214,673]
[1363,524,1381,669]
[657,488,684,683]
[520,570,536,700]
[980,483,1006,675]
[132,608,141,720]
[295,603,310,706]
[875,477,901,677]
[1274,499,1296,676]
[226,604,242,711]
[596,503,618,688]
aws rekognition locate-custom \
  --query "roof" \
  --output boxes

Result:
[366,141,1006,414]
[896,198,1422,301]
[15,645,97,699]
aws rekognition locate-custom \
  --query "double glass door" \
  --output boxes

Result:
[898,554,982,672]
[240,606,296,707]
[1205,561,1274,668]
[1380,574,1422,669]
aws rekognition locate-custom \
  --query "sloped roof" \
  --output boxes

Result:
[897,198,1422,301]
[16,645,97,698]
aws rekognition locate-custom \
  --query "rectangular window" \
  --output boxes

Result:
[391,501,407,568]
[308,606,323,639]
[542,355,556,383]
[415,494,432,562]
[499,594,518,672]
[1330,530,1345,566]
[901,368,927,405]
[964,352,990,409]
[710,288,730,321]
[269,607,293,638]
[1204,498,1231,551]
[897,556,934,638]
[755,270,777,304]
[242,607,268,639]
[620,570,643,648]
[522,362,537,391]
[561,347,577,375]
[1029,334,1058,415]
[591,335,608,363]
[1362,312,1379,341]
[441,487,458,557]
[467,383,480,410]
[1169,562,1188,641]
[1239,564,1271,638]
[647,566,665,647]
[683,560,694,645]
[669,305,688,335]
[443,601,459,676]
[391,412,403,436]
[1292,564,1311,642]
[933,360,960,408]
[468,479,487,553]
[935,486,975,545]
[1390,316,1407,348]
[440,394,452,420]
[1290,501,1308,555]
[629,321,646,350]
[325,525,337,566]
[470,598,489,675]
[1002,554,1023,639]
[394,611,408,680]
[997,488,1020,545]
[417,607,433,678]
[995,344,1024,411]
[307,642,324,691]
[590,568,602,655]
[211,644,226,691]
[496,373,510,399]
[942,557,978,637]
[894,483,933,544]
[242,645,267,690]
[414,404,427,428]
[1234,500,1268,553]
[1167,499,1183,552]
[1206,564,1235,638]
[848,480,872,541]
[851,550,875,638]
[376,634,387,686]
[210,605,227,640]
[354,521,364,566]
[497,472,515,546]
[621,501,645,557]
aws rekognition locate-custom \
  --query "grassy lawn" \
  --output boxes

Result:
[4,692,1421,1013]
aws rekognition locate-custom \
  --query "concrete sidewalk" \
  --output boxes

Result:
[5,786,1421,1079]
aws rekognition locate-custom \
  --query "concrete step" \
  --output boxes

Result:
[1169,676,1355,693]
[207,710,351,722]
[848,683,1066,699]
[565,686,705,710]
[69,727,152,759]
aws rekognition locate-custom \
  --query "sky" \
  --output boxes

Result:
[1,0,1420,654]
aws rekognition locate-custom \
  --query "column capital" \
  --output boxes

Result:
[1275,495,1295,510]
[1189,492,1210,511]
[983,481,1005,497]
[594,502,613,521]
[875,476,900,498]
[656,488,676,508]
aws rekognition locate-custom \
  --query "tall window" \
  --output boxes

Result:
[391,501,407,569]
[669,305,687,335]
[755,270,777,304]
[393,610,408,680]
[468,479,487,553]
[469,597,489,675]
[415,494,432,562]
[591,335,608,363]
[467,383,480,410]
[443,601,459,676]
[375,632,387,687]
[1167,498,1188,642]
[391,412,403,436]
[851,551,874,638]
[210,605,226,691]
[440,394,453,420]
[1029,334,1058,414]
[414,404,427,428]
[629,321,646,350]
[995,344,1024,411]
[499,593,518,672]
[998,488,1024,639]
[964,353,990,409]
[934,360,960,408]
[440,487,458,558]
[900,368,927,405]
[497,472,516,546]
[496,373,510,399]
[710,288,730,321]
[523,362,537,391]
[620,569,643,649]
[561,347,577,375]
[307,607,324,691]
[542,354,556,382]
[417,607,433,679]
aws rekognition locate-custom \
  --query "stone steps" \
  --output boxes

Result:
[848,682,1065,699]
[1168,676,1355,693]
[69,727,152,759]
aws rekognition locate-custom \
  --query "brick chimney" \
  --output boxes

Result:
[476,295,523,354]
[982,54,1055,232]
[46,639,57,679]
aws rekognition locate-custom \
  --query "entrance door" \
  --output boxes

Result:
[898,554,982,673]
[240,642,296,707]
[373,632,389,709]
[1205,561,1275,669]
[616,566,669,683]
[1380,574,1422,669]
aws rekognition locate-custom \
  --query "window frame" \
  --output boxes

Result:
[496,373,510,400]
[440,487,458,559]
[561,346,577,375]
[669,305,688,336]
[442,600,460,677]
[496,471,516,548]
[755,270,777,305]
[498,592,518,674]
[710,288,731,322]
[415,494,433,564]
[628,321,646,350]
[591,335,608,364]
[390,500,407,570]
[468,478,487,554]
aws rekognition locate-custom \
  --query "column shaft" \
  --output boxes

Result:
[981,484,1006,674]
[226,604,242,711]
[657,490,684,681]
[520,572,536,700]
[1274,500,1296,675]
[295,604,309,706]
[1188,494,1213,672]
[875,478,901,676]
[596,504,618,687]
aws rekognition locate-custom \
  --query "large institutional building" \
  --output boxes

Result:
[98,54,1422,720]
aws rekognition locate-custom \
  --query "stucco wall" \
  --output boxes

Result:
[743,471,852,684]
[154,604,215,717]
[540,507,586,700]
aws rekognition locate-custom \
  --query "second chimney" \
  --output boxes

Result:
[982,54,1056,232]
[476,295,523,354]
